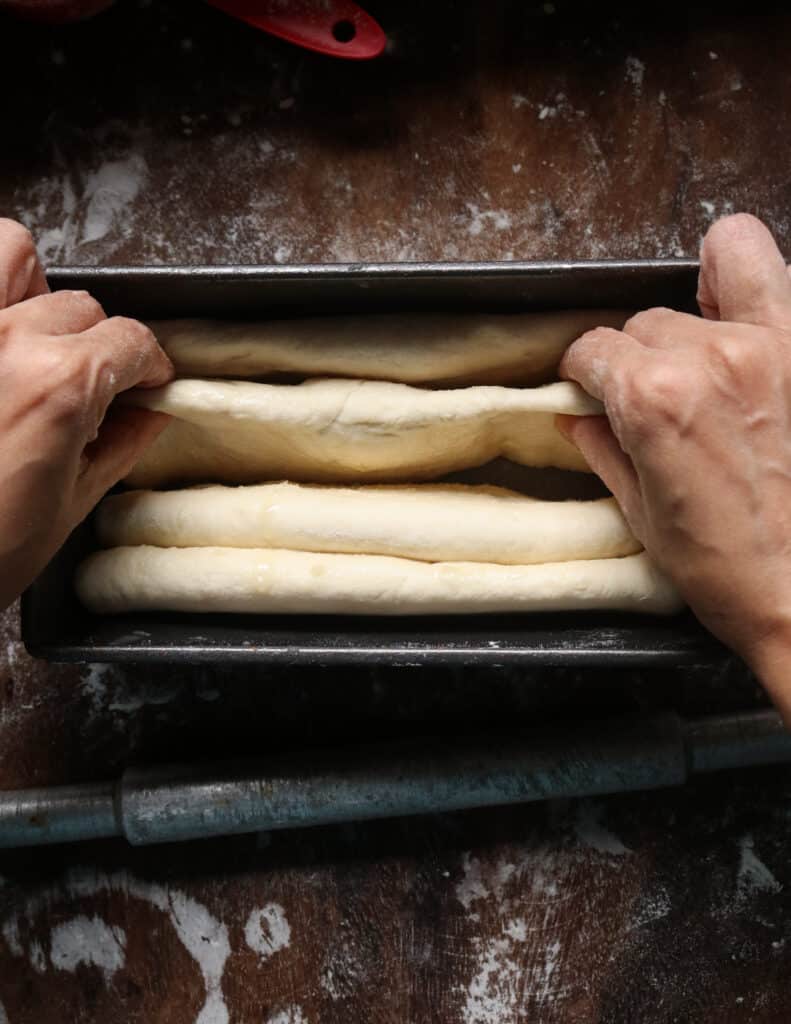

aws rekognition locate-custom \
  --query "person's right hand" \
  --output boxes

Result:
[558,214,791,722]
[0,218,173,610]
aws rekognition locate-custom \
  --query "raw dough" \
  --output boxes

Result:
[96,482,640,564]
[76,547,680,616]
[148,310,628,386]
[125,379,600,488]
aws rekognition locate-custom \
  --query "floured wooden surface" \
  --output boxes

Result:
[3,1,791,1021]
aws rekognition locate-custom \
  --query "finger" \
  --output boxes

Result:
[0,219,49,307]
[556,413,645,539]
[78,316,174,399]
[622,307,716,350]
[559,327,642,402]
[3,289,105,336]
[697,213,791,328]
[75,406,170,514]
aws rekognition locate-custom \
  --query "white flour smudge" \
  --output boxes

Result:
[79,662,182,719]
[456,854,517,911]
[625,56,646,92]
[19,152,146,262]
[2,868,231,1024]
[244,903,291,961]
[29,940,47,974]
[80,155,148,245]
[503,918,528,941]
[463,204,512,237]
[2,917,23,957]
[79,663,112,715]
[456,854,491,910]
[737,834,782,899]
[50,914,126,983]
[699,197,735,225]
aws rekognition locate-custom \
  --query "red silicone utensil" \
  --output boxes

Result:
[206,0,386,60]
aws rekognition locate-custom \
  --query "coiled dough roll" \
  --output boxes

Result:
[95,482,640,565]
[76,548,681,617]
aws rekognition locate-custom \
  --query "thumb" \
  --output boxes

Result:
[556,414,645,541]
[74,405,170,516]
[697,213,791,328]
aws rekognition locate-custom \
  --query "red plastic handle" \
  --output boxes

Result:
[206,0,386,60]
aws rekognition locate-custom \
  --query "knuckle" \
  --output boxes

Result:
[107,316,157,350]
[91,317,169,390]
[623,307,673,338]
[65,289,105,322]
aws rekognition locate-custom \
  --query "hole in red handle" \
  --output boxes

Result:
[331,19,356,43]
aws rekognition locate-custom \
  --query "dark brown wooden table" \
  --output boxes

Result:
[2,2,791,1021]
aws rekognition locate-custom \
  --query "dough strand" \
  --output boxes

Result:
[125,378,599,487]
[148,310,627,386]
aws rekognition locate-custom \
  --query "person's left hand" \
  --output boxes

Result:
[0,218,173,610]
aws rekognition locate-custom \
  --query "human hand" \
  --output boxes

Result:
[558,214,791,721]
[0,219,173,610]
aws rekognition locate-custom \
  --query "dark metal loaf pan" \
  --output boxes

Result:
[21,260,724,666]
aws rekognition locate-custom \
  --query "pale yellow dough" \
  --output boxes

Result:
[125,379,599,488]
[96,482,640,565]
[76,548,681,617]
[148,310,628,386]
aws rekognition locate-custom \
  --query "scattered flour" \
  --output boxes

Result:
[320,943,369,1002]
[626,888,672,932]
[456,854,516,911]
[573,801,631,857]
[462,933,565,1023]
[266,1008,307,1024]
[463,204,512,237]
[78,662,182,719]
[463,935,524,1024]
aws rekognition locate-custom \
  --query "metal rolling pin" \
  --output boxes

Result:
[0,710,788,848]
